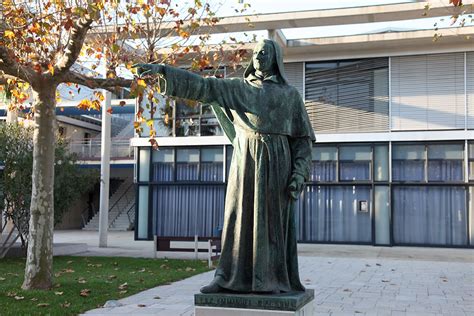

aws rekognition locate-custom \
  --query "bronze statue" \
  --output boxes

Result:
[135,39,315,294]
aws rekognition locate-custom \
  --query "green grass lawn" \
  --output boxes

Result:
[0,256,210,316]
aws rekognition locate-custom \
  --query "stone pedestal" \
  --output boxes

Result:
[195,289,314,316]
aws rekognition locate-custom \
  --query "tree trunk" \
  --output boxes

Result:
[22,83,57,290]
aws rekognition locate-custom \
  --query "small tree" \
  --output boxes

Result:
[0,0,249,289]
[0,123,97,247]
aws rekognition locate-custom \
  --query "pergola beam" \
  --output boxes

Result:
[89,0,473,38]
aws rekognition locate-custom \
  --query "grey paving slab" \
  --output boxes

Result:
[52,231,473,316]
[81,255,473,316]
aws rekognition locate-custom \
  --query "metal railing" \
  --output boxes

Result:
[108,183,134,228]
[126,203,135,230]
[68,137,133,160]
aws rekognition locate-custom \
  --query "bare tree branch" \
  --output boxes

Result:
[0,46,38,84]
[55,16,94,77]
[0,74,21,85]
[63,71,132,92]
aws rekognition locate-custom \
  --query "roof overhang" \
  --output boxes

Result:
[284,25,474,62]
[154,26,474,65]
[90,0,473,38]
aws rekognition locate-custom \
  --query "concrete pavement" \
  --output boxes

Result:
[52,230,473,316]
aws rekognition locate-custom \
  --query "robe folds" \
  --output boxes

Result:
[159,65,315,293]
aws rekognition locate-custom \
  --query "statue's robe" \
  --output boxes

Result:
[159,65,315,293]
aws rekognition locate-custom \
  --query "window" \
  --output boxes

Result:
[392,145,425,182]
[393,186,467,246]
[374,145,389,181]
[393,143,465,183]
[469,142,474,181]
[176,148,200,181]
[305,58,389,133]
[201,148,224,181]
[152,147,225,182]
[339,146,371,181]
[427,144,463,182]
[152,148,174,182]
[311,146,337,182]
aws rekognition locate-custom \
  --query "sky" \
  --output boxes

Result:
[211,0,471,39]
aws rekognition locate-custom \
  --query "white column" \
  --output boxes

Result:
[98,90,112,248]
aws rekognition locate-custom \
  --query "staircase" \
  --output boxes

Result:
[82,179,135,231]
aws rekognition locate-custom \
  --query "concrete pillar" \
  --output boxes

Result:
[98,90,112,248]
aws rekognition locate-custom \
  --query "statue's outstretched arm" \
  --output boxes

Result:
[133,63,237,108]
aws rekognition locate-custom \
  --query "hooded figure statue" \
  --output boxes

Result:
[135,39,315,294]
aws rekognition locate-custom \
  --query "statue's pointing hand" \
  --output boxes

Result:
[132,63,165,78]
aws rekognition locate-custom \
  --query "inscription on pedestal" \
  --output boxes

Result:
[195,289,314,312]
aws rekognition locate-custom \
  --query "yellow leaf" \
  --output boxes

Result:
[4,30,15,39]
[137,79,146,88]
[94,91,105,101]
[48,64,54,75]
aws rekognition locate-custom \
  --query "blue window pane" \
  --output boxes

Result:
[201,148,223,162]
[177,148,199,162]
[201,163,223,182]
[393,186,467,246]
[295,185,372,243]
[176,163,199,181]
[311,161,337,182]
[392,160,424,182]
[428,160,463,182]
[153,163,174,182]
[340,161,370,181]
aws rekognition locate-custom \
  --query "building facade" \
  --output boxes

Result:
[131,4,474,248]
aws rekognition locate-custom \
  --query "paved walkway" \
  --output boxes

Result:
[53,231,473,316]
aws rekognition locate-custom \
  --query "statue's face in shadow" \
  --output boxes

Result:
[252,41,275,75]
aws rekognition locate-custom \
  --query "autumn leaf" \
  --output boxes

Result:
[54,291,64,296]
[14,296,25,300]
[78,277,87,284]
[80,289,91,297]
[77,99,93,110]
[4,30,15,40]
[60,301,71,308]
[450,0,463,6]
[37,303,50,307]
[48,64,55,75]
[149,138,159,150]
[118,282,128,290]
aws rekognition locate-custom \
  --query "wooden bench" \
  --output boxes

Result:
[153,236,221,268]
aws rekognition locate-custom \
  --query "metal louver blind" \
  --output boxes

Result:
[391,53,465,131]
[284,62,304,97]
[467,52,474,129]
[305,58,389,133]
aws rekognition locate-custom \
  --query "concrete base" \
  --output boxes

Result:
[195,301,313,316]
[195,290,314,316]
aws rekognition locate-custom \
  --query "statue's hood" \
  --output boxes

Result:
[244,39,288,85]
